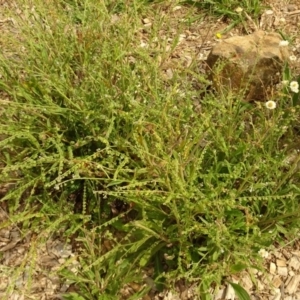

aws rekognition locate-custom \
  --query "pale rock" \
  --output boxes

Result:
[272,292,281,300]
[277,266,288,276]
[270,288,280,296]
[180,289,189,300]
[60,282,70,293]
[273,251,282,259]
[165,69,173,79]
[289,256,300,271]
[225,284,235,300]
[259,10,275,30]
[178,34,186,42]
[164,291,180,300]
[58,258,66,264]
[214,287,225,300]
[291,250,300,257]
[282,249,292,260]
[240,272,253,292]
[184,55,192,67]
[262,273,273,284]
[289,270,295,276]
[285,276,293,287]
[187,286,196,298]
[17,247,26,255]
[287,4,298,12]
[257,279,264,291]
[10,293,24,300]
[206,30,289,101]
[270,262,276,274]
[285,274,300,294]
[110,14,120,24]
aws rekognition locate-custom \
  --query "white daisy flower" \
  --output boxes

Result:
[279,40,289,47]
[289,55,297,61]
[235,7,243,13]
[290,81,299,93]
[258,249,269,259]
[265,100,276,110]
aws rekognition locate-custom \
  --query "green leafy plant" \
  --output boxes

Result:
[183,0,263,33]
[1,0,300,299]
[183,0,263,19]
[63,293,86,300]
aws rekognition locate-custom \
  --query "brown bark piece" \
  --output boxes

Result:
[276,259,287,267]
[272,275,282,289]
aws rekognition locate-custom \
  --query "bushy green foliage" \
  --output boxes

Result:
[1,0,300,299]
[183,0,264,32]
[186,0,263,18]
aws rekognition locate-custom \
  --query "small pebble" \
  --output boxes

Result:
[287,4,298,12]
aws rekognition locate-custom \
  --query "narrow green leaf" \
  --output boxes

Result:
[62,292,86,300]
[230,263,248,273]
[227,282,251,300]
[200,281,212,300]
[154,254,164,292]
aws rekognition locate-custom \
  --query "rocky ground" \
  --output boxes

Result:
[0,0,300,299]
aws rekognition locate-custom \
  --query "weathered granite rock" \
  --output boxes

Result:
[206,30,289,101]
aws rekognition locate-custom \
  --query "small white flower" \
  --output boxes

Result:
[290,81,299,93]
[279,40,289,47]
[258,249,269,259]
[235,7,243,13]
[289,55,297,61]
[164,253,175,260]
[265,100,276,110]
[140,41,148,48]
